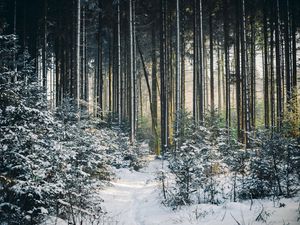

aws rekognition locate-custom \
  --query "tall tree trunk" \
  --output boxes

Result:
[108,33,112,114]
[133,0,138,133]
[291,0,297,91]
[217,45,221,112]
[82,5,88,108]
[76,0,81,112]
[263,0,270,128]
[198,0,205,122]
[175,0,181,149]
[224,0,231,133]
[193,0,198,121]
[198,0,204,122]
[235,0,242,140]
[240,0,250,145]
[13,0,17,82]
[270,3,276,131]
[250,4,256,131]
[160,0,168,154]
[55,6,62,107]
[97,1,103,118]
[117,0,122,124]
[181,35,185,111]
[129,0,136,143]
[42,0,47,89]
[152,21,159,155]
[204,40,208,113]
[284,0,291,104]
[209,6,214,116]
[167,5,172,147]
[275,0,282,130]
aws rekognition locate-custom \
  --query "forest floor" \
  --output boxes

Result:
[98,153,300,225]
[98,154,171,225]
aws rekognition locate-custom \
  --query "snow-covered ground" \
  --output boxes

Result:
[99,156,300,225]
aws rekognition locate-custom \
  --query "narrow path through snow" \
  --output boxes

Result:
[98,155,174,225]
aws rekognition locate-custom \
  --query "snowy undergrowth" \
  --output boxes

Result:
[97,155,300,225]
[0,103,146,225]
[0,34,150,225]
[162,111,299,207]
[0,104,106,224]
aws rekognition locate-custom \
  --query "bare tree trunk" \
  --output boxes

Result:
[117,0,122,124]
[181,35,185,111]
[291,0,297,91]
[241,0,250,145]
[193,0,197,121]
[129,0,136,143]
[275,0,282,130]
[13,0,17,82]
[152,21,159,155]
[217,45,221,112]
[198,0,204,122]
[96,1,103,118]
[175,0,181,149]
[224,0,231,133]
[167,6,172,147]
[42,0,47,89]
[76,0,81,112]
[284,0,291,104]
[108,33,112,114]
[160,0,168,154]
[250,5,256,131]
[133,0,138,133]
[270,4,276,131]
[82,4,88,111]
[55,8,62,107]
[263,0,270,128]
[235,0,242,140]
[209,6,214,116]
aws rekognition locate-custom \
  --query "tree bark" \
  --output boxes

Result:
[75,0,81,112]
[235,0,242,140]
[224,0,231,133]
[275,0,282,129]
[160,0,168,154]
[175,0,181,149]
[284,0,291,104]
[250,4,256,131]
[129,0,136,143]
[209,6,214,116]
[42,0,47,89]
[117,0,122,124]
[152,21,159,155]
[263,0,270,128]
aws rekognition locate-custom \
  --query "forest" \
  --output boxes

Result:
[0,0,300,224]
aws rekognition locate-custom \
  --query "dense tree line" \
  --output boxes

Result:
[0,0,299,153]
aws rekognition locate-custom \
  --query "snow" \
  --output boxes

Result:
[99,155,300,225]
[98,155,173,225]
[42,216,68,225]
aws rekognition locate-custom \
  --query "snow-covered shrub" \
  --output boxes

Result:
[0,34,57,224]
[102,129,146,171]
[167,142,205,207]
[218,134,247,202]
[163,107,300,208]
[0,91,113,224]
[0,100,60,224]
[165,111,224,208]
[0,35,113,224]
[243,131,300,199]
